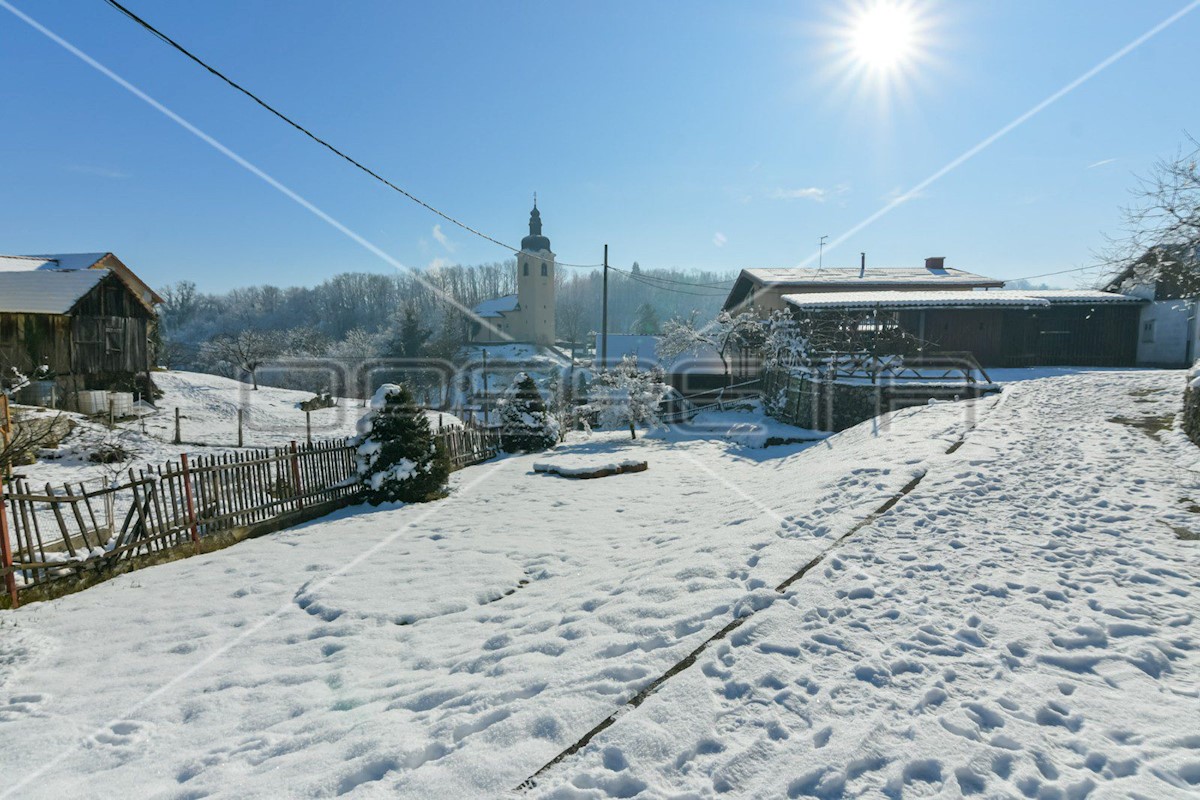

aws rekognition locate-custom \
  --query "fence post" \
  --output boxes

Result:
[174,407,181,445]
[237,409,244,448]
[180,453,201,553]
[290,441,304,510]
[0,477,18,608]
[306,411,312,444]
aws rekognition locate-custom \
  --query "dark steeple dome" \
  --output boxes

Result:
[520,202,551,252]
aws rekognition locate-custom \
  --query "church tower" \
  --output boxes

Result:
[517,200,556,345]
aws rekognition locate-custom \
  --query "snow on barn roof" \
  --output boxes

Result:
[742,266,1003,287]
[0,253,109,272]
[722,265,1005,310]
[0,269,108,314]
[782,289,1144,311]
[472,294,520,318]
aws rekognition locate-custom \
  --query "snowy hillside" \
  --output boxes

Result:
[0,371,1196,798]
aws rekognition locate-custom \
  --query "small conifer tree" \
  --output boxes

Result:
[355,384,449,504]
[499,372,559,452]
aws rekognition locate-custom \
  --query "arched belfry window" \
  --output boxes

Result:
[522,262,529,276]
[541,262,548,276]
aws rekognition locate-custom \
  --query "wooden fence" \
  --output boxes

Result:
[1,424,500,607]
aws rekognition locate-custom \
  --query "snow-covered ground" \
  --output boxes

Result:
[0,370,1196,799]
[14,371,457,491]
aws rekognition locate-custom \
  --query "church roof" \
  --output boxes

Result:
[473,294,520,318]
[520,204,551,253]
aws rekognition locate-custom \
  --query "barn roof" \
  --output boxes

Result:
[781,289,1144,311]
[0,269,109,314]
[0,253,109,272]
[473,294,520,318]
[724,266,1004,310]
[0,251,162,310]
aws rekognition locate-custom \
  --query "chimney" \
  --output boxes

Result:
[925,256,946,272]
[860,252,866,278]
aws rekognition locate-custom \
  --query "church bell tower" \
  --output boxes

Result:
[517,199,556,345]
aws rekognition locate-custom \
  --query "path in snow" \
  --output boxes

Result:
[530,371,1200,799]
[0,388,976,798]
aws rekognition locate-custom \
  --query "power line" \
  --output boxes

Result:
[1006,262,1113,283]
[611,268,730,297]
[101,0,602,268]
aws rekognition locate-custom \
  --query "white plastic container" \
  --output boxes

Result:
[107,392,134,418]
[76,390,108,415]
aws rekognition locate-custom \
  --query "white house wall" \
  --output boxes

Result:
[1136,299,1199,367]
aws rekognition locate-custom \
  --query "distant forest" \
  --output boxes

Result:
[158,261,737,370]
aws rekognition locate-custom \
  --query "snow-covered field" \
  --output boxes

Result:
[15,371,454,491]
[1,371,1197,799]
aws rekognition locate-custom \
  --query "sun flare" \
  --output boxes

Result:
[849,0,918,72]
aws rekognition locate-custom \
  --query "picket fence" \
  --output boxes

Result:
[0,424,501,607]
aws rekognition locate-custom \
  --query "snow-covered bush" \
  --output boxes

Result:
[355,384,449,504]
[583,356,668,440]
[499,373,559,453]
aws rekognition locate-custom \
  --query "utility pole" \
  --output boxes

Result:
[818,235,828,270]
[482,349,489,425]
[601,244,609,369]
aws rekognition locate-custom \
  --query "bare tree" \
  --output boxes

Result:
[556,294,588,361]
[1103,136,1200,298]
[658,311,762,386]
[201,331,281,389]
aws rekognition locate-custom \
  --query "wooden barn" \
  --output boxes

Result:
[781,289,1145,367]
[0,265,157,397]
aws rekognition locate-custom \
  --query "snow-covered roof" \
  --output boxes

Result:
[782,289,1145,311]
[593,334,725,372]
[472,294,520,318]
[743,267,1003,287]
[723,266,1005,310]
[0,253,109,272]
[0,269,108,314]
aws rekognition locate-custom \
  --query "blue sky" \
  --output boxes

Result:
[2,0,1198,292]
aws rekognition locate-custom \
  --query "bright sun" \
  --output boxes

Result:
[849,0,918,72]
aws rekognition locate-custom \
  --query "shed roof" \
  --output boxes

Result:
[781,289,1145,311]
[0,269,108,314]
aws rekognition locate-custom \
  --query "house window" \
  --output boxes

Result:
[1142,320,1156,344]
[541,263,548,276]
[523,262,529,276]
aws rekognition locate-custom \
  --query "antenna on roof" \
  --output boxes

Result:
[860,252,866,279]
[817,235,828,273]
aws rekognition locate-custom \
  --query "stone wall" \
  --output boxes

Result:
[1185,384,1200,446]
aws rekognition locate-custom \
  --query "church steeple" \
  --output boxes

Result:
[521,197,551,252]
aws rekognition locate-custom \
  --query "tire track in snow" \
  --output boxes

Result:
[513,396,1001,792]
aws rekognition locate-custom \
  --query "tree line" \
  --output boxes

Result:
[157,261,737,387]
